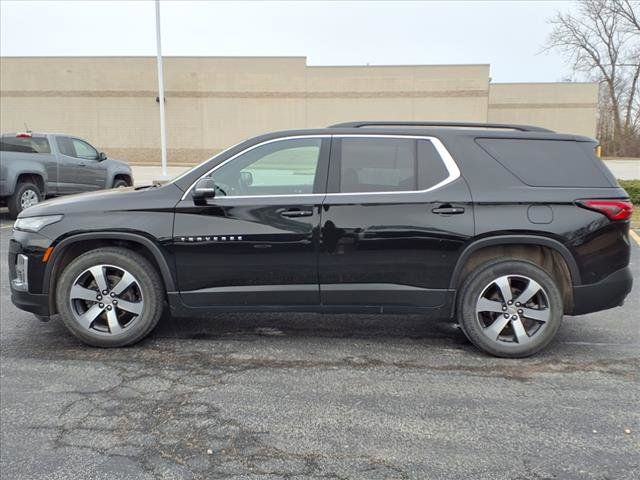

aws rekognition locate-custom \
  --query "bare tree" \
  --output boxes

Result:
[545,0,640,156]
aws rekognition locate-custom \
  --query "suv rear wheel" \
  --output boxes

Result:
[8,181,42,219]
[457,258,563,358]
[55,247,164,347]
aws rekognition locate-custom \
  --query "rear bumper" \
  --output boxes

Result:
[571,266,633,315]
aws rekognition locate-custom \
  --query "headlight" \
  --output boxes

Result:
[14,215,63,232]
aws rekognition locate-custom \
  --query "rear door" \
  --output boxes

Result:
[318,135,474,309]
[171,136,330,307]
[55,136,84,193]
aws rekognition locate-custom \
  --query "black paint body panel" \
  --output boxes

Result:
[7,126,633,320]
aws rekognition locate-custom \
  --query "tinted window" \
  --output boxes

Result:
[337,137,449,193]
[418,140,449,189]
[476,138,612,187]
[339,138,416,193]
[56,137,76,157]
[0,136,51,153]
[210,138,322,196]
[72,139,98,160]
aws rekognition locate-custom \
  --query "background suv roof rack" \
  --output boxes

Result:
[328,121,554,132]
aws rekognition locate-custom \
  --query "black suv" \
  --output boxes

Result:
[8,122,634,357]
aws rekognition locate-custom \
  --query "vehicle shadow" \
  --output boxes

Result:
[152,311,467,344]
[0,208,12,224]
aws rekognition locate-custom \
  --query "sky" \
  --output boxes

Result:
[0,0,578,83]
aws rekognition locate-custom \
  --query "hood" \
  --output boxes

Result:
[19,183,182,218]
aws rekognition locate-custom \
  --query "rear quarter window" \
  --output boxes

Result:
[476,138,613,188]
[0,137,51,154]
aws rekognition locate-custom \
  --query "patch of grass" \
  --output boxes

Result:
[619,179,640,205]
[631,208,640,229]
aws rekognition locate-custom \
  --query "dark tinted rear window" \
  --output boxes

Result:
[0,136,51,154]
[340,137,416,193]
[56,137,76,157]
[476,138,612,187]
[418,140,449,189]
[337,137,450,193]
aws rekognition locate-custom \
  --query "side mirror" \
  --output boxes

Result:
[98,152,107,161]
[239,170,253,188]
[192,177,216,205]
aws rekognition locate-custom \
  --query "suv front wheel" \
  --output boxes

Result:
[457,258,564,358]
[55,247,164,347]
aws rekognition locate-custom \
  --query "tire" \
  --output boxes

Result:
[457,258,563,358]
[8,182,42,219]
[55,247,164,347]
[112,178,130,189]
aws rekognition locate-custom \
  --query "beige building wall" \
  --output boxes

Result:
[1,56,597,165]
[487,82,598,137]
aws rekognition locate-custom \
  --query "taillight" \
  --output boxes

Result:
[577,199,633,221]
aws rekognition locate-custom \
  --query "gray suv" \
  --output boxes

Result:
[0,132,133,218]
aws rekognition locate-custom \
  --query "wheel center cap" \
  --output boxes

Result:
[507,305,518,316]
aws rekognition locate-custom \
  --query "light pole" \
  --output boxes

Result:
[155,0,168,178]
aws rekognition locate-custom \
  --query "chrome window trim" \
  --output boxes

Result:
[180,135,330,200]
[180,134,460,201]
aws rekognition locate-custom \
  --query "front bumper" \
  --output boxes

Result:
[571,266,633,315]
[8,230,53,316]
[10,289,50,316]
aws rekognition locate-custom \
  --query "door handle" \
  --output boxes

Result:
[432,205,465,215]
[280,209,313,218]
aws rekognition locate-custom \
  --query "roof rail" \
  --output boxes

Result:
[328,121,553,133]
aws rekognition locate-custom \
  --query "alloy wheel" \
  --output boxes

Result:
[475,274,551,345]
[69,264,144,335]
[20,189,39,209]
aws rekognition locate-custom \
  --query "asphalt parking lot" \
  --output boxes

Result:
[1,212,638,480]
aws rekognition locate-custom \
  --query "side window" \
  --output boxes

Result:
[209,138,323,197]
[71,139,99,160]
[417,140,449,189]
[338,138,417,193]
[0,137,50,153]
[56,137,76,157]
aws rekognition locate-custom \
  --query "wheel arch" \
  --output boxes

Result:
[15,172,47,197]
[44,232,176,314]
[449,235,580,316]
[450,235,581,289]
[112,173,133,187]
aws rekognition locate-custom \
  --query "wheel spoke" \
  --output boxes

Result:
[521,307,550,323]
[494,276,513,303]
[70,284,98,302]
[514,279,543,305]
[116,299,143,316]
[511,318,529,343]
[476,298,505,314]
[89,266,109,292]
[76,303,104,329]
[106,309,123,334]
[484,316,510,340]
[111,271,136,295]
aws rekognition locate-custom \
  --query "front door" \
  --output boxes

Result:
[318,135,474,309]
[69,138,108,190]
[172,136,330,307]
